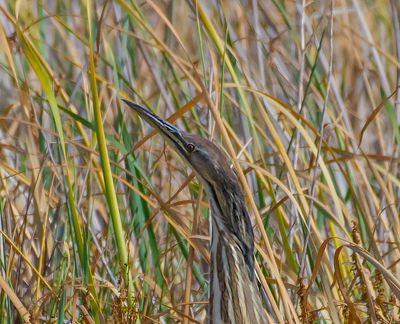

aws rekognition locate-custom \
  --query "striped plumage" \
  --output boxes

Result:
[197,138,265,323]
[123,100,265,323]
[209,231,264,323]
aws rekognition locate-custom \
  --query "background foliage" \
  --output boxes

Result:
[0,0,399,322]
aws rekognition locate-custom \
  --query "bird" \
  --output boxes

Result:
[123,99,265,323]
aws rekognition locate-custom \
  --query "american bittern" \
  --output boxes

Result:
[123,100,265,323]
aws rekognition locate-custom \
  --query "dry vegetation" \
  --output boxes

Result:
[0,0,400,322]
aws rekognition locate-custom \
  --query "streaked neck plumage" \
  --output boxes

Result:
[200,170,265,323]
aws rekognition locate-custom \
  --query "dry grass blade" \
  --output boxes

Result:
[0,275,30,323]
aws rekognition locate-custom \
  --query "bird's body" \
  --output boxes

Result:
[192,136,264,323]
[209,231,264,323]
[123,100,265,323]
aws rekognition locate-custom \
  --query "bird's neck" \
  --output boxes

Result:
[205,179,256,278]
[203,179,265,323]
[208,220,265,323]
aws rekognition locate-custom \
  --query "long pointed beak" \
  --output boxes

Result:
[122,99,189,158]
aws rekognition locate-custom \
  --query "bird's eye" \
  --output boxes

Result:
[186,143,196,152]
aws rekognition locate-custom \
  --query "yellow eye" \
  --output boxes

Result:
[186,143,195,152]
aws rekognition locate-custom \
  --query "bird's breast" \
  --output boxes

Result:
[208,232,265,324]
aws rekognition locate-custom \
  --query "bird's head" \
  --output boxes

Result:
[123,100,237,189]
